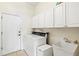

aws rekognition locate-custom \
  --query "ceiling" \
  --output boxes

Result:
[26,2,39,6]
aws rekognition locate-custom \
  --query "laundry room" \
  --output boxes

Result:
[0,2,79,56]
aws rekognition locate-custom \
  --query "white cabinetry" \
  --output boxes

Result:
[38,13,45,28]
[54,2,79,27]
[32,9,54,28]
[44,9,54,28]
[32,15,39,28]
[54,3,65,27]
[66,2,79,27]
[32,2,79,28]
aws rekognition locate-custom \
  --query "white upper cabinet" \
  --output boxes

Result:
[66,2,79,27]
[32,16,35,28]
[54,3,65,27]
[32,2,79,28]
[32,15,39,28]
[38,13,45,28]
[32,13,45,28]
[44,9,54,28]
[54,2,79,27]
[32,8,54,28]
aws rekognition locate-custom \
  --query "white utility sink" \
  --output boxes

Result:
[52,42,78,56]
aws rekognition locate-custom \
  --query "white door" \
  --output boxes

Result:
[54,3,65,27]
[45,9,54,28]
[66,2,79,27]
[38,13,45,28]
[0,15,1,52]
[1,13,22,54]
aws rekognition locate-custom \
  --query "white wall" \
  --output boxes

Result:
[34,2,56,15]
[34,28,79,45]
[0,2,35,50]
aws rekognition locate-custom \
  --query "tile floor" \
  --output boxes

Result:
[4,50,27,56]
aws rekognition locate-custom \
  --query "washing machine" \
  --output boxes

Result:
[24,32,48,56]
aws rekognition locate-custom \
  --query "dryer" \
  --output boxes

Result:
[24,32,47,56]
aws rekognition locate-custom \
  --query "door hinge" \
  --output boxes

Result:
[1,16,3,19]
[1,47,3,50]
[1,32,3,35]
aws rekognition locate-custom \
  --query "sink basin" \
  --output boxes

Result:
[52,43,78,56]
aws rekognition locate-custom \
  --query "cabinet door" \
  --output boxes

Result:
[44,9,54,28]
[32,16,39,28]
[38,13,45,28]
[66,2,79,27]
[54,3,65,27]
[32,17,35,28]
[32,9,54,28]
[0,14,1,51]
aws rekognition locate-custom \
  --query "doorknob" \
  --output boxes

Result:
[18,34,21,36]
